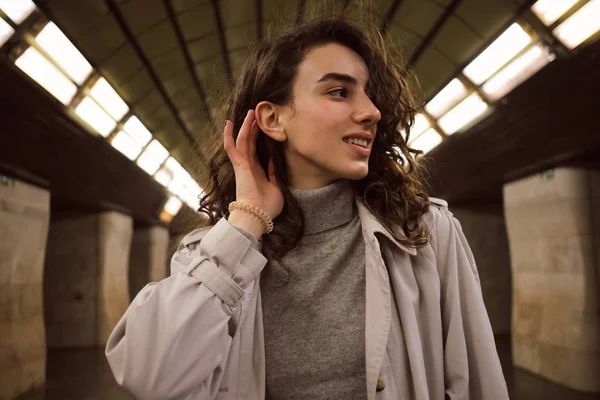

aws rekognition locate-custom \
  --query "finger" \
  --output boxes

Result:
[223,120,242,166]
[268,157,278,186]
[236,110,255,156]
[248,120,259,160]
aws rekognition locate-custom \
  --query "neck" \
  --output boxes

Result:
[287,179,357,235]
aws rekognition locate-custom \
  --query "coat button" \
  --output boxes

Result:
[376,377,385,392]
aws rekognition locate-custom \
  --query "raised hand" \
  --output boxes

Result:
[223,110,284,237]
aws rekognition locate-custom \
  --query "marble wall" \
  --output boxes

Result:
[45,211,133,348]
[504,167,600,392]
[453,206,512,335]
[0,177,50,399]
[129,225,169,299]
[97,212,134,346]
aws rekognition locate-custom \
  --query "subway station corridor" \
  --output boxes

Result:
[2,0,600,399]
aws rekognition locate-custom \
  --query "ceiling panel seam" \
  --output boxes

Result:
[211,0,232,81]
[296,0,306,25]
[103,0,206,162]
[163,0,213,124]
[256,0,263,41]
[409,0,464,66]
[380,0,405,34]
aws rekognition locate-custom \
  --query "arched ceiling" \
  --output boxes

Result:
[33,0,533,183]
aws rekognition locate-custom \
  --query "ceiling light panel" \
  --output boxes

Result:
[410,129,443,154]
[425,79,469,119]
[531,0,580,25]
[123,116,153,147]
[0,0,35,24]
[0,17,14,48]
[437,94,489,134]
[137,140,169,175]
[74,97,117,137]
[35,22,92,85]
[15,47,77,105]
[463,23,532,85]
[483,44,555,101]
[553,0,600,49]
[90,78,129,121]
[111,131,142,160]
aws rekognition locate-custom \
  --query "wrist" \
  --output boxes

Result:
[228,210,266,240]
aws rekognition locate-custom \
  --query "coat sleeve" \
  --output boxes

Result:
[105,218,267,400]
[431,205,509,400]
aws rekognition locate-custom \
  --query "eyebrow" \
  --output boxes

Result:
[316,72,358,86]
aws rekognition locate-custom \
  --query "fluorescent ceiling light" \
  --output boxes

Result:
[35,22,92,85]
[0,17,14,48]
[425,79,468,119]
[74,97,117,137]
[154,167,173,187]
[412,113,430,137]
[90,77,129,121]
[168,178,186,198]
[531,0,580,25]
[483,44,555,101]
[401,113,429,142]
[137,139,169,175]
[463,23,532,85]
[123,116,152,147]
[164,196,183,216]
[410,129,443,154]
[15,47,77,105]
[438,94,488,134]
[165,157,183,173]
[160,195,183,223]
[180,184,201,210]
[165,157,190,180]
[553,0,600,49]
[111,131,142,160]
[0,0,35,24]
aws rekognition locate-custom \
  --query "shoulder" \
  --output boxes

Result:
[429,197,450,210]
[420,197,456,252]
[422,196,453,228]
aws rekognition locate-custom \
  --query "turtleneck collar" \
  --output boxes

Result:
[287,179,357,235]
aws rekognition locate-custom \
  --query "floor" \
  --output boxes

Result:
[16,336,600,400]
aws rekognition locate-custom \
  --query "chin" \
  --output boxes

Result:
[340,167,369,181]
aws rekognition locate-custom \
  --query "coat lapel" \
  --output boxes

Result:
[356,199,417,399]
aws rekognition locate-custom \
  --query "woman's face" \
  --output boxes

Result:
[278,42,381,189]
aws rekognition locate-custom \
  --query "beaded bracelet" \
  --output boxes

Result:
[228,201,274,234]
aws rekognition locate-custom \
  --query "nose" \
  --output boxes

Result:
[354,94,381,128]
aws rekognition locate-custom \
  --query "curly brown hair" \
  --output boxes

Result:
[198,18,430,267]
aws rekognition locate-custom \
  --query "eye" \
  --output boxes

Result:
[328,88,348,98]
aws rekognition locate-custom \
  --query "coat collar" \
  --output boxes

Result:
[355,198,418,256]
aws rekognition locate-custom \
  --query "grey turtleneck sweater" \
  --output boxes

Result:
[235,180,367,399]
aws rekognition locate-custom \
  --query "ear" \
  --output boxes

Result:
[255,101,288,143]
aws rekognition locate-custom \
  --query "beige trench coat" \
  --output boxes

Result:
[106,198,509,400]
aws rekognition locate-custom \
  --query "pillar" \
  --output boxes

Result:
[504,167,600,392]
[129,225,170,298]
[44,211,133,348]
[453,205,512,335]
[0,175,50,398]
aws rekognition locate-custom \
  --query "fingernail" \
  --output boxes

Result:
[247,110,251,116]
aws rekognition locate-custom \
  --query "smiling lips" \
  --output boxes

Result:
[343,137,369,148]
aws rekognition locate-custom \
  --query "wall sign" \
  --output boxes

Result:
[0,174,15,188]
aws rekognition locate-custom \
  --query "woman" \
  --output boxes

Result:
[106,19,508,400]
